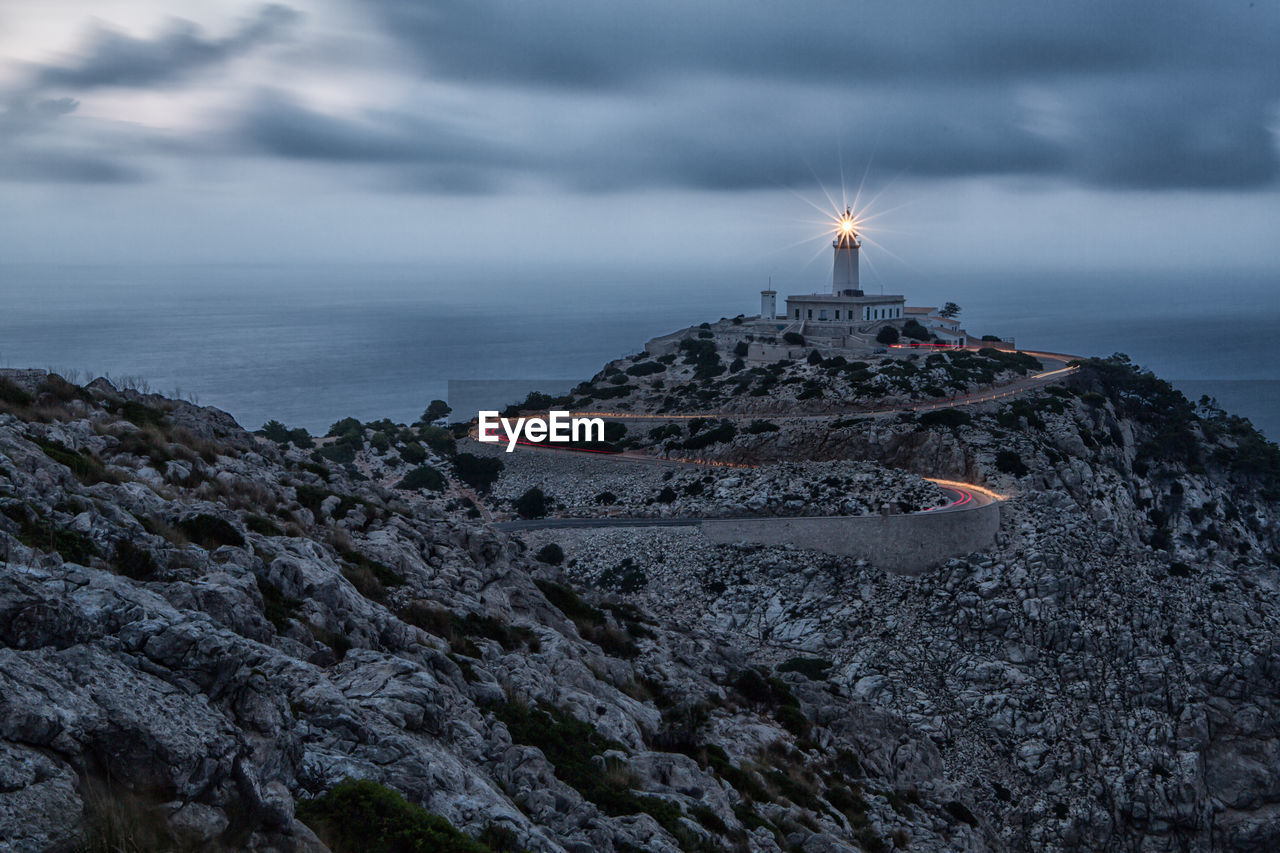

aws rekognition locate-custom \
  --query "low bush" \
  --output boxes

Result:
[297,778,491,853]
[876,326,900,345]
[177,514,244,550]
[782,332,804,346]
[917,409,971,429]
[534,543,564,565]
[397,465,447,492]
[514,487,547,519]
[995,450,1029,477]
[453,453,503,492]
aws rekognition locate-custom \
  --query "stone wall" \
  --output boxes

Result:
[699,499,1000,575]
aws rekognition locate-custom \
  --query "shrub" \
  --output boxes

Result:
[177,514,244,550]
[902,319,930,341]
[747,420,779,434]
[995,450,1029,477]
[31,437,116,485]
[327,417,363,439]
[598,558,647,593]
[656,486,678,503]
[625,361,665,376]
[1168,561,1193,577]
[297,778,491,853]
[245,514,284,536]
[807,350,823,365]
[417,425,457,456]
[876,326,900,345]
[453,453,503,492]
[112,539,157,580]
[423,400,452,422]
[399,442,427,465]
[515,487,548,519]
[683,422,736,450]
[982,334,1003,342]
[776,657,832,680]
[917,408,970,429]
[369,432,391,453]
[0,379,34,407]
[534,543,564,565]
[783,332,805,346]
[733,341,749,357]
[316,443,356,464]
[397,465,447,492]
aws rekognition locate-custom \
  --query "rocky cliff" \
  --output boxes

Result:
[1,351,1278,853]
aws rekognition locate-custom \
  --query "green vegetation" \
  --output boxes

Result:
[339,548,404,602]
[177,514,245,550]
[625,361,665,377]
[534,543,564,565]
[30,437,117,485]
[423,400,452,422]
[452,453,503,492]
[112,539,158,580]
[776,657,832,680]
[2,502,100,564]
[262,420,314,448]
[297,778,491,853]
[995,450,1029,477]
[683,421,736,450]
[917,409,971,429]
[245,514,285,536]
[901,319,931,342]
[397,465,447,492]
[0,379,34,407]
[875,326,900,345]
[495,701,681,833]
[257,576,300,631]
[597,558,647,593]
[514,487,547,519]
[535,579,640,659]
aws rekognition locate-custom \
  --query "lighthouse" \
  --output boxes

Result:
[833,206,861,295]
[783,207,904,325]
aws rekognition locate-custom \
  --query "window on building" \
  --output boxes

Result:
[807,309,812,319]
[795,309,800,319]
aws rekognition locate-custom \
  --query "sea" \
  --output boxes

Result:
[1,263,1277,441]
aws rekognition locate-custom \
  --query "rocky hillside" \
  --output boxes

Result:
[2,347,1280,853]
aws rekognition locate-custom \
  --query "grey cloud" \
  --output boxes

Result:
[0,149,145,183]
[236,91,517,171]
[32,4,300,92]
[350,0,1279,191]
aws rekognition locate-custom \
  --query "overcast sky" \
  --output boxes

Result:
[1,0,1277,277]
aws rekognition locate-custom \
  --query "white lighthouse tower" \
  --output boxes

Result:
[832,206,861,296]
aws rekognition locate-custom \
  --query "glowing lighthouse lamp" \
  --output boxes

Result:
[832,206,862,296]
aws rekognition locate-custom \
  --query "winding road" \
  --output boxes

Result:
[478,347,1073,542]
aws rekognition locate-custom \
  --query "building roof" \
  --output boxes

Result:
[905,306,934,314]
[786,292,905,303]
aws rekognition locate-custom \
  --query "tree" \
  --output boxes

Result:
[515,486,548,519]
[452,453,503,492]
[422,400,451,422]
[876,326,900,345]
[939,302,962,319]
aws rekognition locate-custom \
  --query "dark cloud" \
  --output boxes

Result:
[349,0,1280,192]
[237,92,506,166]
[32,4,299,91]
[2,1,1277,194]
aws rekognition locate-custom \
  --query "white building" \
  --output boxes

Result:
[776,208,906,325]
